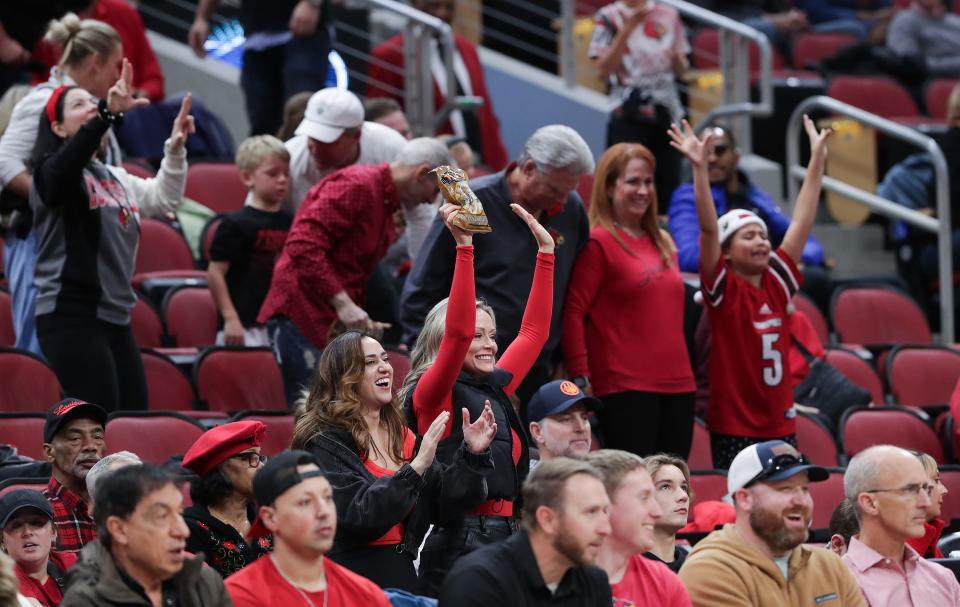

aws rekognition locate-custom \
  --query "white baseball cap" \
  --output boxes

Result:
[295,88,364,143]
[717,209,768,247]
[727,440,828,497]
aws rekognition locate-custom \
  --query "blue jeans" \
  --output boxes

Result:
[266,316,321,406]
[3,232,41,355]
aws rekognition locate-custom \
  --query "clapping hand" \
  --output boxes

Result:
[410,411,451,476]
[168,94,196,152]
[667,120,714,169]
[462,402,497,455]
[106,58,150,115]
[511,203,554,254]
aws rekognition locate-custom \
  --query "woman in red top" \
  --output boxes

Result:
[907,451,948,558]
[398,201,556,596]
[292,206,498,593]
[562,143,695,458]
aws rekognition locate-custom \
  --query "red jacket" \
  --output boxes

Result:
[367,32,508,171]
[906,518,946,558]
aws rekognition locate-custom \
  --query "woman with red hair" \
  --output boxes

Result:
[562,142,695,457]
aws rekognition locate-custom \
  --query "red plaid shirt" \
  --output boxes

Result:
[42,476,96,553]
[258,163,399,348]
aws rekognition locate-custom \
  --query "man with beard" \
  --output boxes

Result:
[40,399,107,553]
[438,457,613,606]
[679,440,864,606]
[841,445,960,605]
[527,380,601,471]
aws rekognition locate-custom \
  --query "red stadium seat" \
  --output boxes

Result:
[925,79,958,120]
[131,295,165,349]
[121,160,156,179]
[388,349,411,397]
[808,468,846,529]
[796,412,840,467]
[0,413,46,460]
[688,418,713,470]
[232,411,293,455]
[689,470,728,510]
[195,347,286,413]
[133,219,206,290]
[939,466,960,523]
[840,406,945,464]
[793,292,829,345]
[105,412,205,464]
[826,76,919,119]
[199,215,225,266]
[792,32,858,69]
[691,28,786,71]
[0,348,62,413]
[185,163,248,214]
[141,349,196,411]
[886,346,960,408]
[0,478,47,498]
[0,288,15,347]
[830,285,931,346]
[823,347,885,405]
[162,286,218,348]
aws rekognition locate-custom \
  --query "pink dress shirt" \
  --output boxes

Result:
[841,536,960,606]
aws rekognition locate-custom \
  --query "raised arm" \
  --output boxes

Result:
[781,114,831,264]
[668,120,719,280]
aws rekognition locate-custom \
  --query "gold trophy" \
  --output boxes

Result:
[432,165,492,234]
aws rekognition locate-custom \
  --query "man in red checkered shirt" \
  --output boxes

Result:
[259,137,453,404]
[41,398,107,552]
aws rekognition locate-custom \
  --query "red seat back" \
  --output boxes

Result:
[689,470,728,511]
[163,287,218,347]
[141,349,195,411]
[795,413,840,466]
[809,468,846,529]
[840,407,944,463]
[925,79,958,121]
[831,286,931,346]
[0,288,15,347]
[200,215,225,265]
[692,27,785,71]
[105,413,205,463]
[122,160,156,179]
[827,76,919,119]
[232,412,293,455]
[0,478,47,499]
[791,32,858,69]
[887,346,960,407]
[939,466,960,523]
[823,347,884,405]
[185,163,248,214]
[131,296,165,349]
[0,414,46,459]
[0,349,62,412]
[793,293,829,345]
[196,348,286,413]
[688,419,713,471]
[136,219,197,274]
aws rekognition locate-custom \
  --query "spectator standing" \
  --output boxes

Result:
[590,0,689,206]
[291,327,495,591]
[181,421,273,578]
[207,135,292,348]
[668,116,831,469]
[906,451,948,559]
[363,97,412,140]
[60,465,232,607]
[842,445,960,605]
[527,379,600,468]
[643,453,691,573]
[41,399,106,554]
[189,0,331,135]
[886,0,960,78]
[0,490,78,606]
[679,440,864,606]
[400,125,594,407]
[562,142,695,458]
[437,458,613,606]
[225,450,393,607]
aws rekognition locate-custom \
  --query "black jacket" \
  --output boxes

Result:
[306,424,492,559]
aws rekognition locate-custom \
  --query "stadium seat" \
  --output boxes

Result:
[141,349,196,411]
[388,349,412,396]
[691,28,786,72]
[796,412,840,466]
[199,215,225,267]
[195,347,286,413]
[131,295,165,349]
[185,163,248,214]
[0,478,47,498]
[105,412,205,464]
[822,347,885,405]
[793,292,829,345]
[940,466,960,523]
[121,160,156,180]
[689,470,728,510]
[162,286,218,348]
[826,75,919,119]
[688,419,713,471]
[0,287,15,347]
[133,219,206,290]
[232,411,293,455]
[791,32,858,69]
[808,467,846,530]
[886,346,960,408]
[925,78,958,120]
[840,406,945,464]
[0,413,46,460]
[830,284,931,346]
[0,348,62,412]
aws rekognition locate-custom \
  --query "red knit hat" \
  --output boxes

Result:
[182,421,266,476]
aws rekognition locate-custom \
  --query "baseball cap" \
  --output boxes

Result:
[248,450,326,539]
[527,380,601,424]
[0,490,54,529]
[43,398,108,443]
[727,440,829,497]
[294,88,364,143]
[717,209,768,247]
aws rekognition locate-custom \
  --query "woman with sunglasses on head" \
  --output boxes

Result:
[182,421,273,577]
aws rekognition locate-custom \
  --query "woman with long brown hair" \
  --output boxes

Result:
[291,207,497,593]
[561,142,695,458]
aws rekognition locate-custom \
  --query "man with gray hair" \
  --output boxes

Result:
[400,125,594,407]
[85,451,142,509]
[260,137,454,403]
[841,445,960,606]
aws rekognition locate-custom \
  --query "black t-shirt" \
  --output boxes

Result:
[209,207,291,328]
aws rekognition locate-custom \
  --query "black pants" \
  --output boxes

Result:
[606,108,682,212]
[598,391,695,459]
[36,314,147,413]
[710,432,798,471]
[331,545,418,592]
[418,515,517,597]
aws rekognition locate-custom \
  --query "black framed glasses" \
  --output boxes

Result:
[865,483,931,498]
[745,453,808,488]
[230,452,268,468]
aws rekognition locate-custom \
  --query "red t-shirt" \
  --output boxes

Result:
[610,555,692,607]
[15,551,78,607]
[562,226,695,396]
[225,554,392,607]
[362,428,417,545]
[701,249,802,437]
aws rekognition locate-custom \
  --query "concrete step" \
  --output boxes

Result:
[811,223,898,279]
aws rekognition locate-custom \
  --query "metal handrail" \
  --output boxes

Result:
[785,96,954,344]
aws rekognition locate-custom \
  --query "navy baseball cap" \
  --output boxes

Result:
[527,380,601,424]
[727,440,829,496]
[43,398,107,443]
[248,450,327,539]
[0,490,54,529]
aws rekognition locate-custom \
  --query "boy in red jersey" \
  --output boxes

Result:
[669,116,832,469]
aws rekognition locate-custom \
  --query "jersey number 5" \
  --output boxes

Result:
[761,333,783,387]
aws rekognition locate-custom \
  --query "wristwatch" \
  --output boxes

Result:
[572,376,590,390]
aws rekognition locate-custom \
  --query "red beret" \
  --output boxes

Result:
[182,421,266,476]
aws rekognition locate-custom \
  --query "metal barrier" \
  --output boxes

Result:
[785,96,954,344]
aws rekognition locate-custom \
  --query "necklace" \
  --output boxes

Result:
[270,554,328,607]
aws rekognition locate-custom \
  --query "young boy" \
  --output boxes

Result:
[668,116,832,469]
[208,135,292,347]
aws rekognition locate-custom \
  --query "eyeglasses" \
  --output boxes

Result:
[864,483,932,498]
[745,453,808,487]
[710,144,730,156]
[230,452,268,468]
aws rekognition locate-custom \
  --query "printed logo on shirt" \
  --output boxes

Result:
[753,317,782,331]
[758,303,772,315]
[84,174,139,214]
[613,598,636,607]
[814,592,839,604]
[643,19,666,40]
[254,229,289,253]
